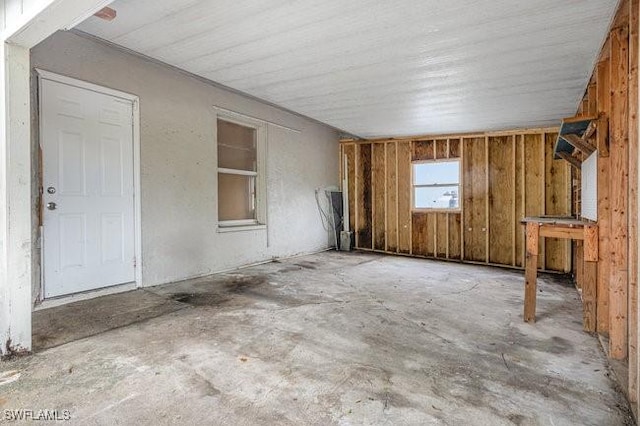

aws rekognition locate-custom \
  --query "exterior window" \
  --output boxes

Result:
[217,117,265,228]
[412,160,460,210]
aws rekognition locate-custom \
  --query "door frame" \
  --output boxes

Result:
[36,68,143,297]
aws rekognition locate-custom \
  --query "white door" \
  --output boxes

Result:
[41,78,136,298]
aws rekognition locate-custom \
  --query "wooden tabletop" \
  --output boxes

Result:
[520,216,591,227]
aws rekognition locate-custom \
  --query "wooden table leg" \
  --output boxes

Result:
[583,224,599,332]
[524,222,540,322]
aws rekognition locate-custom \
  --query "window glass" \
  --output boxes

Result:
[218,173,255,221]
[412,160,460,210]
[414,161,459,185]
[414,186,460,209]
[218,119,256,171]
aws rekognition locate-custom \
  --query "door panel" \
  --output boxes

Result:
[42,78,135,298]
[59,130,86,195]
[100,137,124,196]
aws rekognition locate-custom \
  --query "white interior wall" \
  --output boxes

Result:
[30,30,339,291]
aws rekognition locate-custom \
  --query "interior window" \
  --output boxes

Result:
[217,119,258,223]
[412,160,460,210]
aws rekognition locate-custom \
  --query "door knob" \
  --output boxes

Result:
[47,202,57,210]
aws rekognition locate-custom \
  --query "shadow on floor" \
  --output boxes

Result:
[32,290,187,350]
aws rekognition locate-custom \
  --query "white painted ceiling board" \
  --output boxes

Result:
[77,0,619,138]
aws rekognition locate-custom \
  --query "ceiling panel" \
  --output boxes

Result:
[77,0,619,137]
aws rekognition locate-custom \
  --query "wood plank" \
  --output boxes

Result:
[413,140,435,161]
[524,134,546,269]
[448,213,462,260]
[386,142,398,253]
[354,144,361,247]
[588,83,598,116]
[340,127,559,145]
[598,115,610,158]
[436,212,448,258]
[541,133,547,269]
[583,120,597,141]
[563,114,599,124]
[515,135,525,267]
[598,60,612,158]
[488,136,514,265]
[397,141,412,254]
[539,227,585,240]
[372,143,386,251]
[576,243,584,290]
[596,58,612,334]
[629,0,639,403]
[584,225,599,262]
[582,99,589,116]
[356,143,373,249]
[463,137,488,262]
[609,25,629,360]
[460,138,466,260]
[557,152,582,169]
[411,213,429,256]
[544,133,571,272]
[583,260,598,332]
[436,139,448,159]
[449,138,461,158]
[561,133,596,156]
[512,135,517,266]
[426,213,436,256]
[343,144,357,233]
[524,222,540,322]
[485,136,490,263]
[445,213,450,258]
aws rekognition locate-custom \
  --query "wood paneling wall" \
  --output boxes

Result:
[340,129,572,272]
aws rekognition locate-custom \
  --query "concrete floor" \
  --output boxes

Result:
[0,252,634,425]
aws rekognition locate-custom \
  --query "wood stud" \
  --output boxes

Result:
[342,127,571,272]
[629,0,639,402]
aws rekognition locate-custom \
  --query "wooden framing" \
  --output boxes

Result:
[609,24,630,360]
[628,0,639,403]
[561,133,596,156]
[340,127,571,273]
[558,152,582,169]
[339,126,559,144]
[596,58,612,335]
[563,0,639,407]
[522,217,598,331]
[524,222,540,322]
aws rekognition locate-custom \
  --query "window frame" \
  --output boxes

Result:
[411,158,462,213]
[215,112,267,231]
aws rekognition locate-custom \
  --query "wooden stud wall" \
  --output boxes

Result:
[569,0,639,407]
[610,23,630,361]
[628,0,639,403]
[340,129,572,272]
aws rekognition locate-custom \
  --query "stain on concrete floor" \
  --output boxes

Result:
[1,251,635,425]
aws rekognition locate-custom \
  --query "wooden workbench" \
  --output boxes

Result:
[521,216,598,331]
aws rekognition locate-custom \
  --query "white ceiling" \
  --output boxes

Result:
[77,0,619,138]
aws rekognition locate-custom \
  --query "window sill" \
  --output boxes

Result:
[217,224,267,233]
[412,209,462,214]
